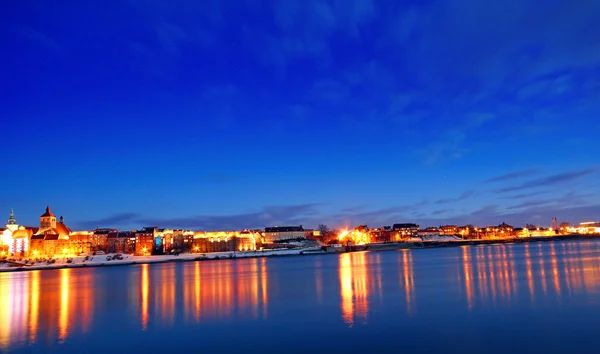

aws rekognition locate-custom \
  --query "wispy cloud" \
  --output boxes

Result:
[423,112,495,165]
[414,203,600,228]
[77,213,141,230]
[435,190,476,204]
[506,190,549,199]
[497,169,597,193]
[330,202,427,227]
[484,168,539,183]
[75,204,323,231]
[506,199,555,210]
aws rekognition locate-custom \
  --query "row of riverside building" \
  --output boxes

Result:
[336,221,582,245]
[0,207,317,258]
[2,207,597,258]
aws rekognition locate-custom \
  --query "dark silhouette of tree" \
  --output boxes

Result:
[318,224,330,239]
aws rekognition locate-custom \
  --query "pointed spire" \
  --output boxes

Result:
[7,209,17,225]
[41,206,55,217]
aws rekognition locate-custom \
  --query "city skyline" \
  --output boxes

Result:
[2,204,597,232]
[3,0,600,230]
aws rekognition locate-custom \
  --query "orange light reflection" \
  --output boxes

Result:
[58,269,69,343]
[194,262,201,322]
[462,247,474,309]
[141,264,149,330]
[339,252,370,326]
[29,271,39,343]
[525,244,535,302]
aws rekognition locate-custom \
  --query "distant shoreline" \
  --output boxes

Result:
[0,248,319,273]
[1,234,598,273]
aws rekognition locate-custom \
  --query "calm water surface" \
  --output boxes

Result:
[2,240,600,353]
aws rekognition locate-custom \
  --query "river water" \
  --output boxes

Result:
[1,240,600,353]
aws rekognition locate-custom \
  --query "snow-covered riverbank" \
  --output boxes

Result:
[0,247,324,272]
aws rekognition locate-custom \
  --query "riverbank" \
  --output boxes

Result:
[0,247,323,273]
[359,234,600,253]
[2,234,599,273]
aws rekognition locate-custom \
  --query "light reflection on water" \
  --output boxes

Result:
[339,252,370,326]
[1,240,600,353]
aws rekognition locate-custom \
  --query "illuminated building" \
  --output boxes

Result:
[440,225,458,235]
[1,210,17,254]
[263,226,305,243]
[392,223,419,238]
[90,228,116,253]
[498,222,515,235]
[367,227,393,243]
[135,227,156,256]
[33,207,72,238]
[107,231,130,253]
[579,222,600,234]
[417,227,440,237]
[515,227,530,237]
[34,207,72,238]
[473,223,515,239]
[457,225,473,239]
[156,228,173,253]
[6,209,19,233]
[564,222,600,234]
[192,230,257,253]
[10,227,35,257]
[67,231,92,255]
[1,210,39,257]
[29,207,92,257]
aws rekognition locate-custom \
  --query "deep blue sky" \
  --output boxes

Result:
[1,0,599,231]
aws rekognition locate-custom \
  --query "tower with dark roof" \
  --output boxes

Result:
[7,209,16,225]
[40,206,57,229]
[6,209,18,232]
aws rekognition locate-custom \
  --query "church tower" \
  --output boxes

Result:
[40,206,56,229]
[6,209,18,232]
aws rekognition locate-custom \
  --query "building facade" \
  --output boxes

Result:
[135,227,156,255]
[191,230,257,253]
[393,223,420,238]
[90,228,115,253]
[264,226,305,243]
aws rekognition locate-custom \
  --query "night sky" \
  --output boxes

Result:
[2,0,599,231]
